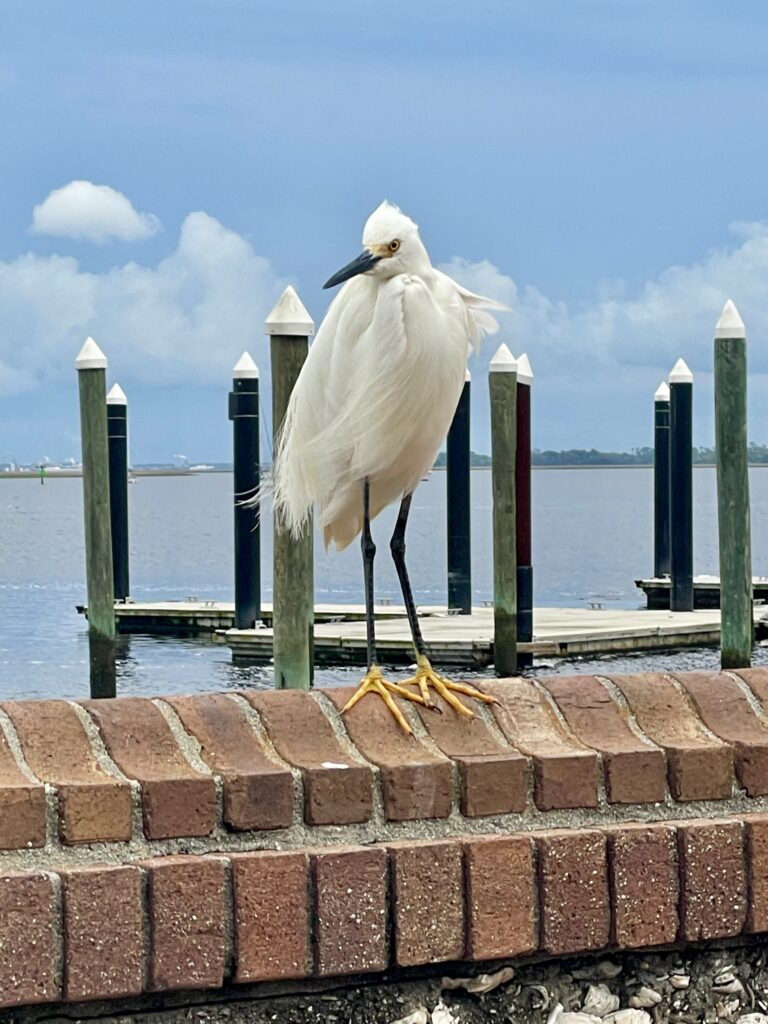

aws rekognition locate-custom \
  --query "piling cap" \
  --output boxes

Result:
[106,383,127,405]
[75,337,107,371]
[715,298,746,339]
[516,352,533,385]
[489,343,517,373]
[668,357,693,384]
[464,367,471,382]
[654,381,670,402]
[265,285,315,337]
[233,351,259,379]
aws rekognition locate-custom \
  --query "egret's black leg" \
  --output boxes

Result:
[341,482,430,734]
[389,493,427,657]
[391,493,500,717]
[361,477,377,668]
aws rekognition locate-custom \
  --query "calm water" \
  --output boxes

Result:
[2,467,767,699]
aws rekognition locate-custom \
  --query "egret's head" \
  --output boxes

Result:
[323,201,429,289]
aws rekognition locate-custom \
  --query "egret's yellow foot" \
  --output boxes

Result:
[401,654,499,718]
[341,665,427,735]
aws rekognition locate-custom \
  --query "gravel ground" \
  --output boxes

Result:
[44,943,768,1024]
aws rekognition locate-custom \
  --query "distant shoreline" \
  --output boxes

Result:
[5,462,760,480]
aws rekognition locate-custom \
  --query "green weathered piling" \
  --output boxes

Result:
[489,343,517,676]
[266,286,315,689]
[715,299,753,667]
[76,337,115,697]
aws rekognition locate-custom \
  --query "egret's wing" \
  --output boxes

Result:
[433,268,508,350]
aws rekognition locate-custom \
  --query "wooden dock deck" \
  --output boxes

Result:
[222,604,768,666]
[77,599,768,665]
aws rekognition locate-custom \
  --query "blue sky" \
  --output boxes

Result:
[2,1,768,462]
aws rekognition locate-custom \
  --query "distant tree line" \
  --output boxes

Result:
[435,444,768,468]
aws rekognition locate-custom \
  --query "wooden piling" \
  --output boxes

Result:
[106,384,130,602]
[76,338,115,698]
[653,381,671,578]
[715,299,753,667]
[489,343,517,676]
[229,352,261,629]
[669,358,694,612]
[515,353,533,664]
[447,369,472,614]
[266,286,315,689]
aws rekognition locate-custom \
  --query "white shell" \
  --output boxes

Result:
[604,1012,652,1024]
[582,984,620,1017]
[560,1014,602,1024]
[388,1010,429,1024]
[629,987,662,1008]
[441,966,515,994]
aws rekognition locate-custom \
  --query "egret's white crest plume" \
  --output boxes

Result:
[272,201,506,733]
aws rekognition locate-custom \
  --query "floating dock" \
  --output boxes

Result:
[222,604,768,666]
[77,599,768,666]
[635,574,768,609]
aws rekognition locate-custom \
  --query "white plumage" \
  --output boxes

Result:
[273,201,504,550]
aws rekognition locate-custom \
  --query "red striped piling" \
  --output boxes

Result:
[447,369,471,614]
[653,381,671,579]
[669,358,694,612]
[489,343,517,676]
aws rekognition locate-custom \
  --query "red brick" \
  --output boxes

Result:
[61,865,144,1001]
[0,724,46,851]
[745,814,768,932]
[324,688,453,821]
[80,698,216,840]
[167,694,293,831]
[606,823,679,948]
[678,819,747,940]
[313,847,388,976]
[231,851,309,982]
[143,856,228,991]
[3,700,132,844]
[536,829,610,955]
[540,675,666,804]
[243,690,373,825]
[485,678,600,810]
[464,835,537,960]
[412,691,529,816]
[674,671,768,796]
[389,840,464,966]
[608,673,734,801]
[0,872,59,1008]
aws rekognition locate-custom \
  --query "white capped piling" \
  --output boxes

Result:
[715,299,753,666]
[515,353,533,662]
[76,338,115,697]
[489,343,517,676]
[229,352,261,629]
[653,380,671,579]
[267,286,315,689]
[669,357,694,611]
[447,367,472,614]
[106,383,129,602]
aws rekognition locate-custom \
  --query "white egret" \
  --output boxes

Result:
[273,201,506,733]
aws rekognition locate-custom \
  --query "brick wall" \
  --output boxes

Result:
[2,669,768,1010]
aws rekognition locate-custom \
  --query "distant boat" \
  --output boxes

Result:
[190,464,214,471]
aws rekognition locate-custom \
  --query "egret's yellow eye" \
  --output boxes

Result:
[389,239,401,252]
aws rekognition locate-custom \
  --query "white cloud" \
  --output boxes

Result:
[0,211,287,396]
[441,219,768,380]
[31,180,161,243]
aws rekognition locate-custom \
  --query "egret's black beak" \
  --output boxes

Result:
[323,250,381,289]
